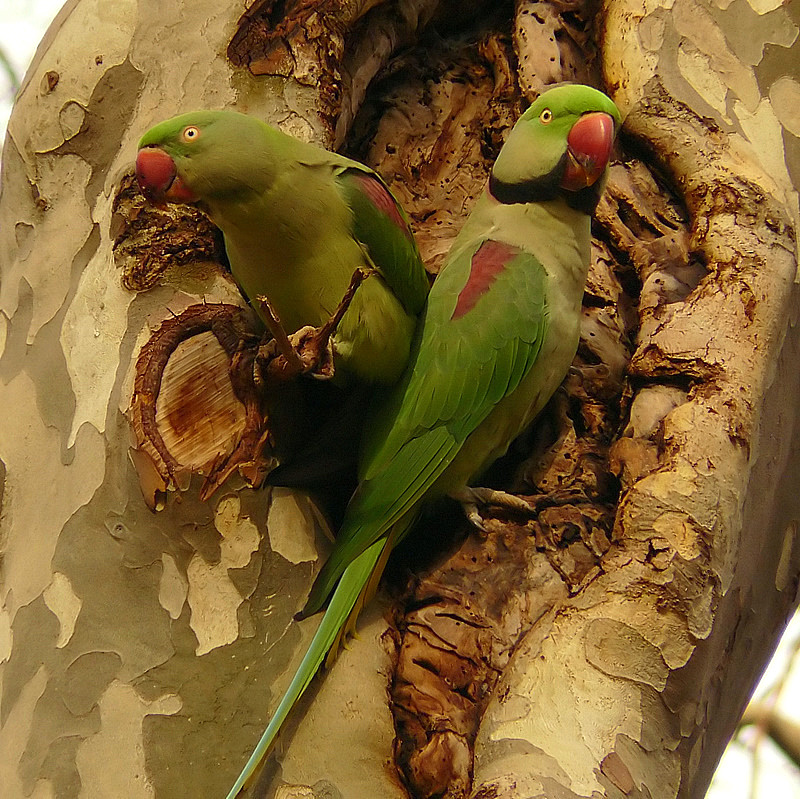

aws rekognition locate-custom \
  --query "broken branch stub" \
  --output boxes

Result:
[128,303,274,510]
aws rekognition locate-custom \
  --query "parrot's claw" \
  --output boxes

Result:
[465,503,489,533]
[254,323,336,382]
[450,486,537,530]
[290,325,336,380]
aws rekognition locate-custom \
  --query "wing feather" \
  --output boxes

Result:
[337,168,429,316]
[305,239,549,611]
[303,429,459,614]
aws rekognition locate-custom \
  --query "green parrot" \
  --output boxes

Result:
[224,84,621,797]
[135,110,429,386]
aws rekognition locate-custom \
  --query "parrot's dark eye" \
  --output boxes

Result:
[539,109,553,125]
[182,126,201,142]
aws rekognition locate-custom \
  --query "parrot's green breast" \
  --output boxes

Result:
[203,153,424,385]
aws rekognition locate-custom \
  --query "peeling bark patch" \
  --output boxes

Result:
[0,666,48,798]
[75,680,180,798]
[584,618,669,691]
[158,554,188,620]
[1,598,60,728]
[599,751,635,793]
[267,487,324,564]
[187,539,256,658]
[51,58,145,204]
[42,573,82,649]
[177,495,265,650]
[0,606,11,664]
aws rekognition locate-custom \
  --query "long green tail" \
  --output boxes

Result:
[225,537,386,799]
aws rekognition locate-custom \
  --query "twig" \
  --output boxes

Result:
[254,294,304,373]
[746,620,800,798]
[315,267,371,347]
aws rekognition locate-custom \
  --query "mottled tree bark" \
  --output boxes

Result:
[0,1,798,799]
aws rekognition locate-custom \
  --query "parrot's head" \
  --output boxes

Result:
[489,84,622,210]
[135,110,275,208]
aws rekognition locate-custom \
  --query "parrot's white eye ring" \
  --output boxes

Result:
[182,126,201,142]
[539,108,553,124]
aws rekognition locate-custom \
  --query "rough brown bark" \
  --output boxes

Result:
[0,1,798,798]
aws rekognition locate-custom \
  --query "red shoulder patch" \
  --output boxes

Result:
[352,174,411,237]
[451,240,518,320]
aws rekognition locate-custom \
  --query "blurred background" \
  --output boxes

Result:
[0,0,64,137]
[1,2,799,797]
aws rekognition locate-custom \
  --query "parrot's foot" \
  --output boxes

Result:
[256,324,336,382]
[254,268,371,383]
[450,486,537,531]
[254,318,336,383]
[292,325,337,379]
[301,266,372,380]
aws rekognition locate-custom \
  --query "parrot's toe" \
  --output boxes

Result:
[465,504,489,534]
[451,486,537,529]
[291,326,336,380]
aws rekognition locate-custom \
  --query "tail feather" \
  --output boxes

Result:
[302,507,421,619]
[326,528,398,667]
[226,537,386,799]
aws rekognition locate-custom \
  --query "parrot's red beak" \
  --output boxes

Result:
[561,112,616,191]
[135,147,198,206]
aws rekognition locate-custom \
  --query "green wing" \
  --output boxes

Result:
[336,168,429,316]
[303,238,549,614]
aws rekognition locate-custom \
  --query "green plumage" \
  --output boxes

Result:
[223,85,621,797]
[137,111,429,384]
[301,233,549,614]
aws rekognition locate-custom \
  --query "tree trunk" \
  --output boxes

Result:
[1,1,798,798]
